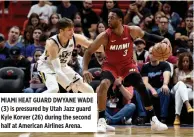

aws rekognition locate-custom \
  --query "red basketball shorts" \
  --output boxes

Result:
[102,63,138,79]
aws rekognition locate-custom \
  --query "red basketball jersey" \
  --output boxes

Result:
[104,25,134,66]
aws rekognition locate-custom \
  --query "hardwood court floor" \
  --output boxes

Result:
[0,125,193,137]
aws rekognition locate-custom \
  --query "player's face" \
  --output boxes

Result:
[61,27,74,39]
[108,12,120,29]
[182,56,189,70]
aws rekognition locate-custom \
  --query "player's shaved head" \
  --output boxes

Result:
[110,8,124,22]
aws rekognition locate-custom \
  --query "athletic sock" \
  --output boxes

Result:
[147,109,156,121]
[99,110,105,119]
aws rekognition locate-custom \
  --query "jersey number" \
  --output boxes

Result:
[123,49,128,56]
[59,51,71,63]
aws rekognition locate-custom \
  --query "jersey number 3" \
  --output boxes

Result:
[123,49,128,56]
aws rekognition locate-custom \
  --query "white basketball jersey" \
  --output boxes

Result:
[39,34,75,68]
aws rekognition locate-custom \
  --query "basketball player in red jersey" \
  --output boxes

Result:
[83,8,171,133]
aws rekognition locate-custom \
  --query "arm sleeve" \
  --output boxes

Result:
[51,58,71,87]
[143,32,164,43]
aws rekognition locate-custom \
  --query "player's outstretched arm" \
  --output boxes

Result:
[74,33,92,48]
[129,26,170,45]
[47,40,71,87]
[83,32,108,83]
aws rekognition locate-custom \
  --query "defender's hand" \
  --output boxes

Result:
[83,70,94,83]
[162,38,171,47]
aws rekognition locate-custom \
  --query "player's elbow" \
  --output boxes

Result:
[85,49,93,57]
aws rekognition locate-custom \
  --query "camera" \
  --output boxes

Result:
[72,49,78,57]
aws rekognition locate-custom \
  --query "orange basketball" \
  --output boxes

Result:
[152,42,172,61]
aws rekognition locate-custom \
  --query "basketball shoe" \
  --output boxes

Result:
[97,118,115,133]
[151,116,168,131]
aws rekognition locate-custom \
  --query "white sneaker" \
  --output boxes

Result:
[151,116,168,131]
[97,118,115,133]
[97,118,106,133]
[106,124,115,132]
[125,118,132,125]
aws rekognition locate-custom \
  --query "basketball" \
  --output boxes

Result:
[152,42,172,61]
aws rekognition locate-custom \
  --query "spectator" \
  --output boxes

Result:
[124,1,151,25]
[48,13,60,37]
[95,21,107,39]
[145,1,162,15]
[27,0,53,24]
[105,77,136,125]
[68,48,82,75]
[21,25,34,46]
[3,46,31,88]
[57,0,77,19]
[152,16,175,48]
[175,14,193,48]
[79,0,100,32]
[23,49,46,93]
[24,27,44,62]
[171,52,193,125]
[162,2,181,30]
[5,26,24,49]
[0,35,9,68]
[134,38,149,63]
[131,90,147,125]
[139,12,154,33]
[152,11,165,32]
[188,32,193,54]
[100,0,119,24]
[26,13,41,29]
[73,12,82,24]
[88,45,105,69]
[141,46,171,123]
[39,34,47,48]
[74,22,85,35]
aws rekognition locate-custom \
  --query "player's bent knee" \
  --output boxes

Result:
[80,83,94,93]
[73,79,94,93]
[101,79,111,87]
[98,79,111,94]
[124,72,142,87]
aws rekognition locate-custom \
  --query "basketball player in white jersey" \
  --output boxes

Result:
[37,17,94,93]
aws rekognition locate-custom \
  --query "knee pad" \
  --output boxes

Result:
[123,72,142,87]
[100,71,115,85]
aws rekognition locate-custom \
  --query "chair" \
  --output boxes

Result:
[88,67,102,81]
[0,67,24,93]
[88,68,102,91]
